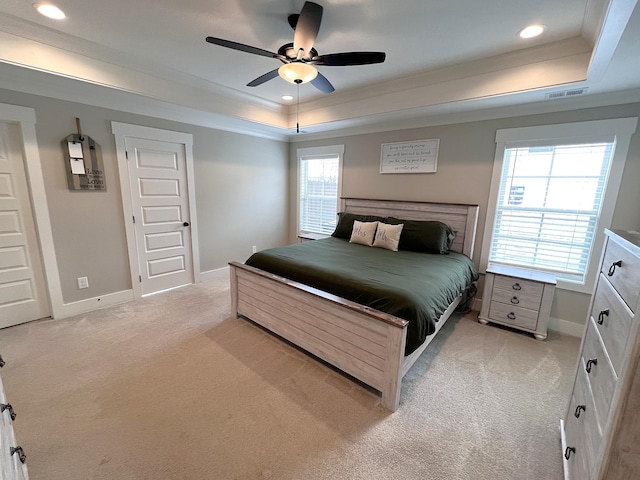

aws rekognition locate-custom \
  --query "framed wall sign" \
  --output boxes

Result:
[380,139,439,174]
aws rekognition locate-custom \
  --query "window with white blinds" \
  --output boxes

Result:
[482,117,637,292]
[297,146,343,235]
[489,142,614,282]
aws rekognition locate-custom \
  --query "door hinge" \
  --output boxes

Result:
[139,275,142,283]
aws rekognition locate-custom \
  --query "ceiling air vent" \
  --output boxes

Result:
[545,87,588,100]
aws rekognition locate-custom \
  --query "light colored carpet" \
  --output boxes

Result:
[0,270,580,480]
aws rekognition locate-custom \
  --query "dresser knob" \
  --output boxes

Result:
[586,358,598,373]
[10,446,26,464]
[507,312,516,320]
[574,405,586,418]
[512,283,522,291]
[1,403,16,421]
[607,260,622,276]
[510,296,520,305]
[564,446,576,460]
[597,309,610,325]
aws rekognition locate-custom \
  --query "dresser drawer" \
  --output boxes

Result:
[601,238,640,313]
[488,301,538,330]
[591,273,634,375]
[573,359,603,474]
[582,319,618,431]
[564,411,591,480]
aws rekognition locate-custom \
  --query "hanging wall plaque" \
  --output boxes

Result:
[380,139,439,174]
[62,133,106,191]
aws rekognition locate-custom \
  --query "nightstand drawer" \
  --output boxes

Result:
[493,275,544,300]
[590,273,633,375]
[490,287,542,311]
[488,301,538,330]
[601,238,640,313]
[582,319,618,431]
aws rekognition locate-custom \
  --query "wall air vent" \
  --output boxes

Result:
[545,87,588,100]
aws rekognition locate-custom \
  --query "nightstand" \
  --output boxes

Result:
[478,264,556,340]
[297,233,330,242]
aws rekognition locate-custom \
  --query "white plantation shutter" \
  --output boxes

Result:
[299,154,340,234]
[489,142,615,282]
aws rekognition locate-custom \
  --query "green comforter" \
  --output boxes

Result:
[245,237,479,355]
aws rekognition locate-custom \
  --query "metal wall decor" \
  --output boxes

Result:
[62,118,106,191]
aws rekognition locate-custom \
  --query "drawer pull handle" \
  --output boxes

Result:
[1,403,16,421]
[597,309,610,325]
[586,358,598,373]
[510,296,520,305]
[512,283,522,291]
[0,354,4,368]
[607,260,622,276]
[10,446,26,464]
[507,312,516,320]
[564,446,576,460]
[574,405,586,418]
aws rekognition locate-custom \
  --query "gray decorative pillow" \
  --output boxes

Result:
[373,222,404,251]
[349,220,379,246]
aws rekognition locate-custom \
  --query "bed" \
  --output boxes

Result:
[229,198,479,411]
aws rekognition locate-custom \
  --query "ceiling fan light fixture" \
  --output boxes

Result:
[278,63,318,84]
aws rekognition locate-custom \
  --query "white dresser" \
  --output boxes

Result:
[561,229,640,479]
[0,355,29,480]
[478,264,556,340]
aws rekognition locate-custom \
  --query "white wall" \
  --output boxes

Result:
[0,88,289,306]
[289,102,640,329]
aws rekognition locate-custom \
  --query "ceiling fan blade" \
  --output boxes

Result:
[312,52,386,66]
[293,2,323,59]
[311,72,335,94]
[247,68,280,87]
[206,37,277,58]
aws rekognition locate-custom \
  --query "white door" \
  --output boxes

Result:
[126,137,194,296]
[0,122,49,328]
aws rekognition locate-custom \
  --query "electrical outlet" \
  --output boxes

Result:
[77,276,89,289]
[252,245,257,253]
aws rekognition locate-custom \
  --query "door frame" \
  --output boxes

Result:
[111,122,200,299]
[0,103,61,318]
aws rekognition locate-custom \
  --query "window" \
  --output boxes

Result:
[297,145,344,235]
[481,118,637,293]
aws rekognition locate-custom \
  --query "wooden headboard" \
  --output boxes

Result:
[341,198,479,259]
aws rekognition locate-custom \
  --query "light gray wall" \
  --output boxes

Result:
[289,102,640,327]
[0,89,289,304]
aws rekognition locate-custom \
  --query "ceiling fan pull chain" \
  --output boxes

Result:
[296,80,301,134]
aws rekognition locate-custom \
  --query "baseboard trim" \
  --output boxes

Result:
[200,266,230,283]
[56,290,134,319]
[471,299,584,338]
[548,316,585,338]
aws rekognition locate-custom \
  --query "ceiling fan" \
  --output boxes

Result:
[205,1,386,94]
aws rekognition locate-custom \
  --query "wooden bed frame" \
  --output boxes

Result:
[229,198,479,411]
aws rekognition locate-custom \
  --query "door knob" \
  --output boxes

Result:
[183,222,190,227]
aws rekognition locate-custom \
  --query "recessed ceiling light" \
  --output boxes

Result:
[281,95,294,101]
[519,24,545,39]
[34,3,66,20]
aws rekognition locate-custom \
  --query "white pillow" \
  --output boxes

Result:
[349,220,379,246]
[373,222,404,251]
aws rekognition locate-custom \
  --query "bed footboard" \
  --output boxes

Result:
[230,261,408,411]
